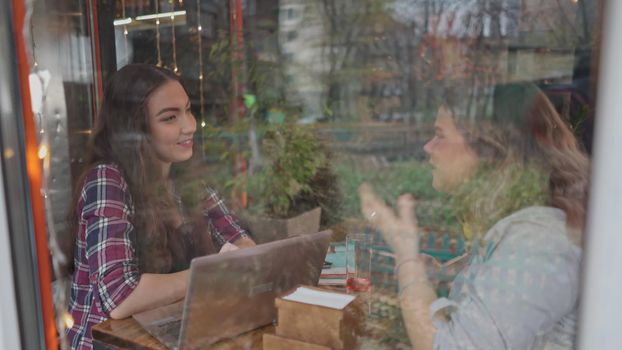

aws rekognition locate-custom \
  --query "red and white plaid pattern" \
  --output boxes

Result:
[66,163,247,349]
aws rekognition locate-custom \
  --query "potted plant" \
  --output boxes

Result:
[236,123,342,243]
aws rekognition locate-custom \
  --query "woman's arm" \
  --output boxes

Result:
[395,256,439,350]
[109,270,189,319]
[81,165,189,320]
[201,185,255,247]
[219,236,256,253]
[359,184,438,349]
[112,186,255,319]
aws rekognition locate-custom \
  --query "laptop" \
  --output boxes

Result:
[133,230,332,350]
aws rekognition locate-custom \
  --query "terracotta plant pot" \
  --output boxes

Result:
[241,207,322,244]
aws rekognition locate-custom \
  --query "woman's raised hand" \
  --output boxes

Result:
[358,183,419,260]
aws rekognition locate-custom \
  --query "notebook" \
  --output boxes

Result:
[133,230,332,350]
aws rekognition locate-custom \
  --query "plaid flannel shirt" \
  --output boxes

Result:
[66,163,247,350]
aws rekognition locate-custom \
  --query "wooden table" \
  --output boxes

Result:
[92,317,273,350]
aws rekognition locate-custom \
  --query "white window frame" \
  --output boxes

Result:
[578,0,622,348]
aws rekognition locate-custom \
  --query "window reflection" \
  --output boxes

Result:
[25,0,600,349]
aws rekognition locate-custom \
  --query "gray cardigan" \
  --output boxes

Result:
[432,206,581,350]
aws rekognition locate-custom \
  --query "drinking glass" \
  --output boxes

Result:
[345,233,373,293]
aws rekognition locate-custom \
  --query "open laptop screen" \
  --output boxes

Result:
[178,230,332,350]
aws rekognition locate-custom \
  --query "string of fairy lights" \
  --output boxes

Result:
[155,0,162,67]
[121,0,128,53]
[171,1,179,74]
[197,0,205,123]
[29,12,75,345]
[124,0,204,122]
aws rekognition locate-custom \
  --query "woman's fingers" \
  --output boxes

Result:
[358,183,396,227]
[397,193,418,229]
[358,183,378,213]
[359,184,396,245]
[359,184,419,230]
[359,184,419,257]
[358,183,382,221]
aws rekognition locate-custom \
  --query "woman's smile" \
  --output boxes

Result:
[177,139,193,149]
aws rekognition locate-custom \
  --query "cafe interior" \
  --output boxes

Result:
[3,0,621,349]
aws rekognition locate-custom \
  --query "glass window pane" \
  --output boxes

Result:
[25,0,601,348]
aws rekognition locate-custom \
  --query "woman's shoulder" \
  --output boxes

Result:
[82,163,129,191]
[78,163,133,214]
[498,206,567,229]
[484,206,581,255]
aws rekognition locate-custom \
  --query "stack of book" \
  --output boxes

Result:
[319,244,347,287]
[263,286,363,350]
[319,265,346,286]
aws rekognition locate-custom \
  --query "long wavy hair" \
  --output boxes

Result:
[65,64,186,274]
[444,83,590,244]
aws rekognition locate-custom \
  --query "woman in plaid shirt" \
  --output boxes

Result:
[64,64,255,350]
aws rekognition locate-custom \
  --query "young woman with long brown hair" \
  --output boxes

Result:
[65,64,254,350]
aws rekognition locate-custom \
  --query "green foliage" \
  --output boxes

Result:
[288,144,343,227]
[335,159,459,233]
[242,124,341,220]
[263,125,324,216]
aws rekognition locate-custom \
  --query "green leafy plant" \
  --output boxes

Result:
[239,124,342,223]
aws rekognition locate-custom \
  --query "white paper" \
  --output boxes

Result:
[282,286,355,310]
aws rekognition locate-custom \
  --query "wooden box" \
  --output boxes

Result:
[274,286,364,350]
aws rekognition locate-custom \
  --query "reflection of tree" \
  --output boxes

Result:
[289,0,593,123]
[204,29,234,124]
[386,0,518,119]
[307,0,418,122]
[519,0,594,48]
[315,0,369,121]
[306,0,519,122]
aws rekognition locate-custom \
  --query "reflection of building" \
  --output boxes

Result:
[279,0,328,121]
[358,22,415,123]
[508,0,583,83]
[421,0,585,84]
[519,0,580,46]
[277,0,589,124]
[278,0,417,123]
[382,0,590,123]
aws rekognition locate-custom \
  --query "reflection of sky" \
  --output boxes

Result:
[386,0,518,38]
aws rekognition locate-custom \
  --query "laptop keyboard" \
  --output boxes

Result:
[144,317,182,349]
